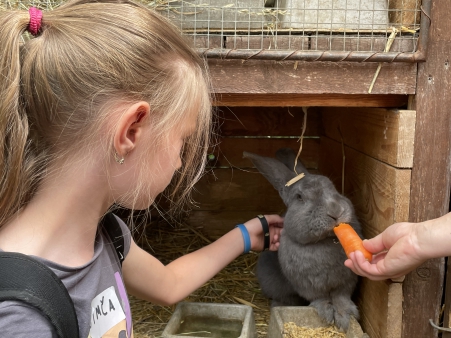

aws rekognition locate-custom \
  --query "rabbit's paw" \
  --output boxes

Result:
[332,299,359,331]
[310,299,334,325]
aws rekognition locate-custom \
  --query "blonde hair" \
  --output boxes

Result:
[0,0,212,226]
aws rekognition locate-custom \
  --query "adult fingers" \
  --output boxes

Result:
[347,251,394,281]
[362,233,387,254]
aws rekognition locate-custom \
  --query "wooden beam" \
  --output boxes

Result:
[321,108,416,168]
[217,106,321,137]
[225,36,309,50]
[311,36,417,53]
[402,0,451,336]
[208,59,417,95]
[213,93,409,107]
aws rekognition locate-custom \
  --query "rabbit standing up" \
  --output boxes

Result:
[243,148,362,331]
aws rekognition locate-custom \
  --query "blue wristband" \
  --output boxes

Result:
[235,224,251,254]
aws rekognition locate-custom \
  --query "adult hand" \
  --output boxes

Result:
[344,222,426,280]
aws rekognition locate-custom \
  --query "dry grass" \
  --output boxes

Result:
[129,216,271,338]
[283,322,346,338]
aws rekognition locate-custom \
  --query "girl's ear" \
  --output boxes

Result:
[113,101,150,157]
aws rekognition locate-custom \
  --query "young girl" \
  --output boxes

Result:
[0,1,284,337]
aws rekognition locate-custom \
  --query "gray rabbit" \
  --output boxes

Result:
[243,148,361,331]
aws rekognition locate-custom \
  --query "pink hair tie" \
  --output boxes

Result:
[28,7,43,36]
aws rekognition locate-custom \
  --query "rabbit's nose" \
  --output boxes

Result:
[327,201,344,220]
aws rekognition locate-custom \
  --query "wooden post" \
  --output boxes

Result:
[402,1,451,337]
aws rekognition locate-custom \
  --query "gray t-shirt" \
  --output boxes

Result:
[0,214,133,338]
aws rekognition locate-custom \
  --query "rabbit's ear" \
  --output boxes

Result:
[275,148,309,175]
[243,151,295,196]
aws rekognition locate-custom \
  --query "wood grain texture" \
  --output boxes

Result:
[208,59,417,95]
[319,137,411,239]
[216,106,321,137]
[186,210,277,239]
[213,93,409,107]
[357,279,403,338]
[209,137,320,169]
[402,1,451,336]
[311,35,417,53]
[321,108,416,168]
[225,35,309,50]
[191,169,285,211]
[442,257,451,338]
[386,282,403,338]
[185,35,223,49]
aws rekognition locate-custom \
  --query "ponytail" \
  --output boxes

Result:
[0,2,212,222]
[0,10,33,226]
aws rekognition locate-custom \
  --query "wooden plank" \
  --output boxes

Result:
[321,108,416,168]
[318,137,411,239]
[356,279,403,338]
[213,93,409,107]
[217,106,321,137]
[386,282,403,338]
[210,137,320,169]
[402,0,451,336]
[311,35,417,53]
[225,35,309,50]
[191,169,286,211]
[442,257,451,338]
[208,59,417,95]
[185,35,223,49]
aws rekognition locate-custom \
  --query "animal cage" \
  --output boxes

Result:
[4,0,430,62]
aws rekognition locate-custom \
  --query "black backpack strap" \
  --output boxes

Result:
[101,212,125,266]
[0,252,79,338]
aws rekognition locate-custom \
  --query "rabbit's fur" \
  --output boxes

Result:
[243,148,361,331]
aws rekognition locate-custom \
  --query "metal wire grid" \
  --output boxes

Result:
[3,0,430,62]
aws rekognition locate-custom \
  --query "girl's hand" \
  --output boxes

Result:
[344,222,425,280]
[244,214,284,252]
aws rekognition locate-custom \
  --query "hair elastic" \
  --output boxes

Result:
[28,7,43,36]
[235,224,251,254]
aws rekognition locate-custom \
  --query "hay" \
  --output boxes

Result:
[283,322,346,338]
[130,217,271,338]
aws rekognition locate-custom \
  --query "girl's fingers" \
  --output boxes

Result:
[264,214,284,227]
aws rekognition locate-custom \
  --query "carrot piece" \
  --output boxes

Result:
[333,223,373,262]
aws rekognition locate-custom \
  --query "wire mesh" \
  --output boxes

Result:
[156,0,424,57]
[2,0,428,61]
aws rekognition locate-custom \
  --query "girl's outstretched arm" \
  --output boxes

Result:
[122,214,283,305]
[345,212,451,281]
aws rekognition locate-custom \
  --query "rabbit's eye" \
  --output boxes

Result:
[296,194,303,202]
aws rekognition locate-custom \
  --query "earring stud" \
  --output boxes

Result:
[114,151,125,165]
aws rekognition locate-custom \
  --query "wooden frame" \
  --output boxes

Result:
[402,1,451,336]
[195,1,451,336]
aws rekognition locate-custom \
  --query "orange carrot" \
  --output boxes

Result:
[333,223,373,262]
